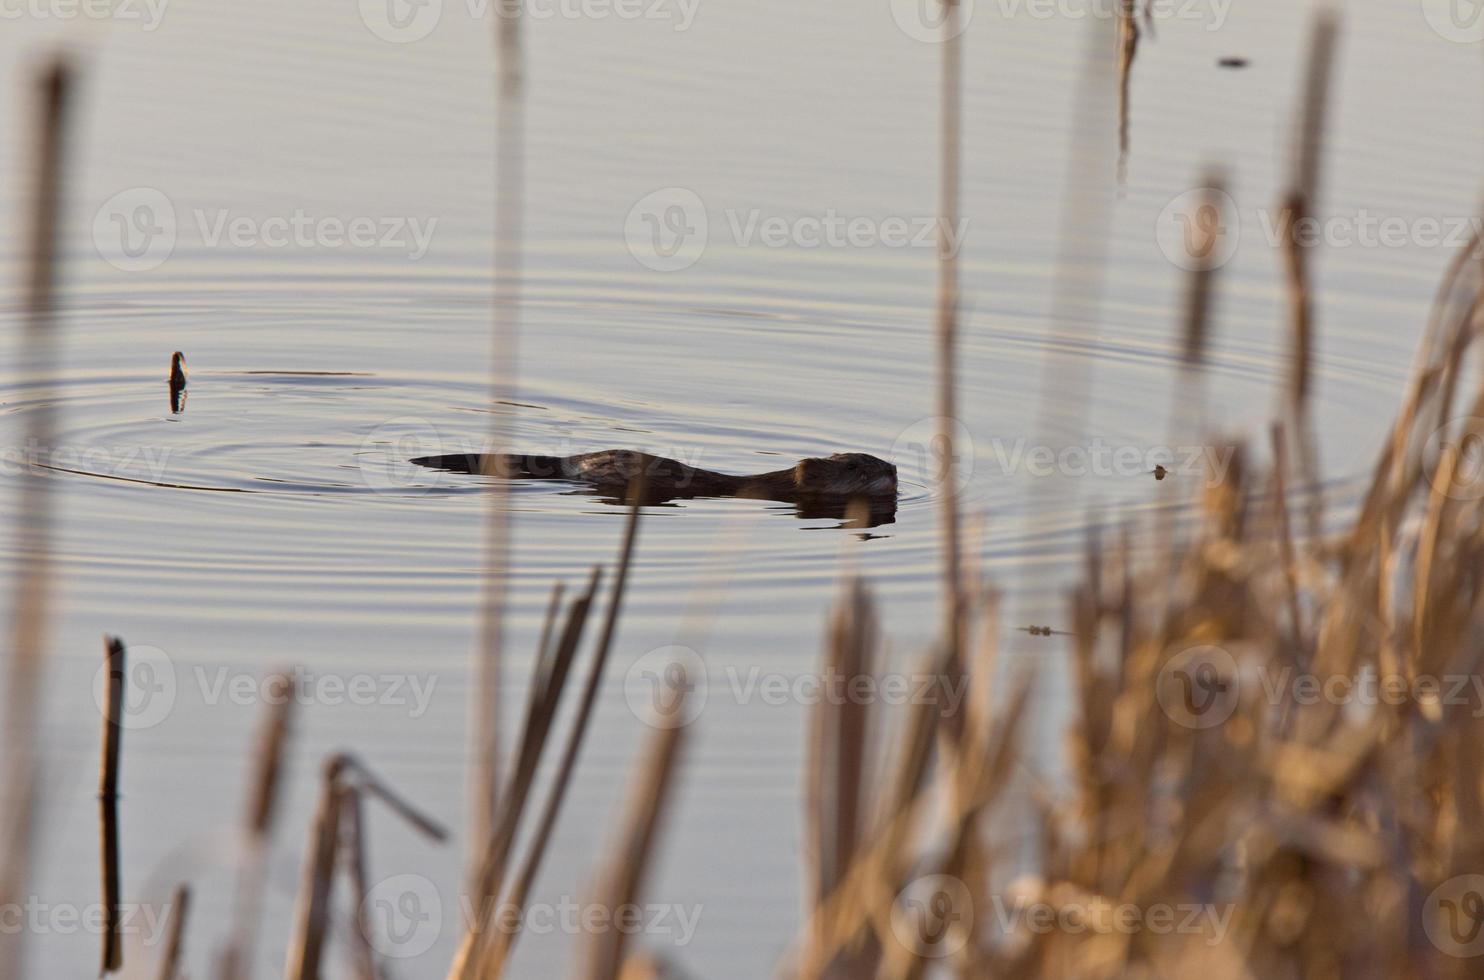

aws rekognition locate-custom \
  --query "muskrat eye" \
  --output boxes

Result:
[846,461,858,470]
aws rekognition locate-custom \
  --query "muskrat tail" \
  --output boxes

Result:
[408,453,567,478]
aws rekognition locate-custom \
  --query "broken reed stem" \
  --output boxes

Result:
[156,884,190,980]
[99,637,126,976]
[469,0,528,894]
[470,479,646,977]
[580,685,689,980]
[0,58,71,980]
[218,673,294,980]
[289,755,447,980]
[936,0,965,675]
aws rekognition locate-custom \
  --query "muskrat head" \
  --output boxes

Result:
[794,453,898,497]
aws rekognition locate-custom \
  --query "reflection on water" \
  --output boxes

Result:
[0,0,1479,975]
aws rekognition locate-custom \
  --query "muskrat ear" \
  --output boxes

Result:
[792,459,818,487]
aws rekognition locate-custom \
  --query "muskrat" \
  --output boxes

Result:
[411,449,898,506]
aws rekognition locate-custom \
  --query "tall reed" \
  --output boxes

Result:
[0,57,71,980]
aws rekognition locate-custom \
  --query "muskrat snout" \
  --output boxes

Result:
[798,453,898,496]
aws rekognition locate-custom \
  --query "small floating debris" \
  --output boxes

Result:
[1152,465,1168,481]
[1217,57,1250,69]
[1018,625,1074,637]
[169,350,188,414]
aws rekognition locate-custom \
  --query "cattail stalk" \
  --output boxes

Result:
[98,637,126,975]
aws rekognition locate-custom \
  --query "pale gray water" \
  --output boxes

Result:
[0,0,1480,975]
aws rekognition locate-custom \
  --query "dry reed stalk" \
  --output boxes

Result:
[578,679,689,980]
[98,636,126,975]
[1349,234,1479,574]
[286,756,351,980]
[804,578,880,977]
[966,582,1001,753]
[1267,423,1305,663]
[469,0,528,895]
[458,479,645,978]
[1115,0,1140,183]
[936,0,966,679]
[1277,11,1339,550]
[536,580,567,662]
[0,59,71,980]
[218,672,294,980]
[1179,176,1226,375]
[156,884,190,980]
[1279,9,1338,412]
[338,787,376,980]
[812,578,875,901]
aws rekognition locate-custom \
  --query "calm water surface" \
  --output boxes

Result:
[1,0,1480,975]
